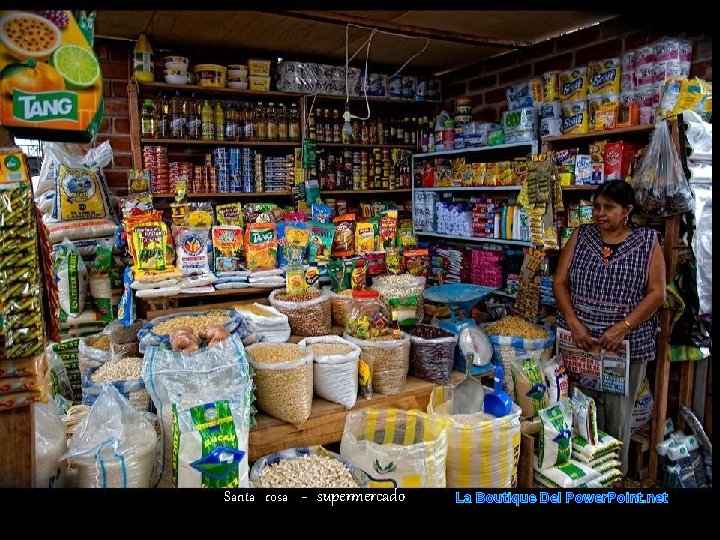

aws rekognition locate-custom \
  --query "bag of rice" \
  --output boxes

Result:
[571,387,598,445]
[572,431,622,462]
[173,226,211,277]
[510,355,547,418]
[533,457,600,488]
[54,240,88,318]
[538,398,573,469]
[89,245,113,323]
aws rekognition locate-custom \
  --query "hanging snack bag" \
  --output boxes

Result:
[215,202,244,227]
[385,247,402,275]
[54,240,88,318]
[244,222,277,271]
[89,245,113,323]
[212,226,244,273]
[403,249,430,277]
[173,226,212,277]
[396,219,416,248]
[355,221,375,256]
[311,203,333,223]
[380,214,397,249]
[125,211,168,272]
[307,221,335,266]
[186,202,214,228]
[332,214,356,258]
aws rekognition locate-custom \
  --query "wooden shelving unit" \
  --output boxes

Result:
[322,188,411,196]
[151,191,293,198]
[315,142,415,150]
[542,124,655,144]
[140,138,300,147]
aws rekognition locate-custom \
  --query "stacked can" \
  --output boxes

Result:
[169,161,193,193]
[264,156,287,192]
[285,153,295,192]
[239,148,255,192]
[352,151,361,190]
[254,152,264,192]
[212,147,228,193]
[143,145,169,193]
[372,149,383,189]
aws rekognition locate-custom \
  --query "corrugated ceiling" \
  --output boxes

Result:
[95,10,618,75]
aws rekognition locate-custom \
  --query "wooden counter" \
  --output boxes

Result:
[249,370,494,461]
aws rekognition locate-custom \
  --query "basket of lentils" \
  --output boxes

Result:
[269,288,331,337]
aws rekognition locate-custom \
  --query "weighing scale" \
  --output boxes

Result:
[423,283,498,376]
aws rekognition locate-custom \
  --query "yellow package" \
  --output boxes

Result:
[561,100,589,135]
[485,162,499,186]
[124,211,168,271]
[588,94,620,131]
[588,58,622,95]
[355,221,375,256]
[559,67,588,102]
[244,222,277,270]
[133,266,182,283]
[186,203,214,227]
[542,70,561,102]
[215,202,243,226]
[498,161,515,186]
[55,164,110,221]
[530,78,543,104]
[471,162,486,186]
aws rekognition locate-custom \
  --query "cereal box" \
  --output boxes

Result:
[0,10,103,142]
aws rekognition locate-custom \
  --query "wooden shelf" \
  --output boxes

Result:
[415,185,521,192]
[542,124,655,143]
[307,93,440,107]
[322,189,411,195]
[413,141,537,158]
[141,138,299,147]
[249,371,492,461]
[138,81,301,100]
[152,191,293,198]
[560,185,599,191]
[415,231,531,247]
[315,142,415,150]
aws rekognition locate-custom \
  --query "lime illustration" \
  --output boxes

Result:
[50,44,100,89]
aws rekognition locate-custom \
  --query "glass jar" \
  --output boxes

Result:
[346,289,391,340]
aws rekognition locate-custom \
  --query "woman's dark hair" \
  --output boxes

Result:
[594,180,636,208]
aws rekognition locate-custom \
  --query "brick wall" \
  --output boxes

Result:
[442,17,712,122]
[96,38,133,192]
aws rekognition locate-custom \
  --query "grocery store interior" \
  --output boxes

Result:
[0,9,712,490]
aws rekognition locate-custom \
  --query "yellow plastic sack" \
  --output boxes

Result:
[340,408,447,488]
[428,386,521,488]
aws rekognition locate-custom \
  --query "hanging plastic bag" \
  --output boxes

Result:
[631,120,693,216]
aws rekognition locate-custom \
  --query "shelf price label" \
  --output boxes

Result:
[302,138,316,168]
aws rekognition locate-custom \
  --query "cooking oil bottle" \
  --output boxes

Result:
[201,100,214,140]
[214,101,225,141]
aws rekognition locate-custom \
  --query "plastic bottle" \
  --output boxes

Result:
[133,33,153,83]
[140,99,157,138]
[277,103,288,142]
[185,93,200,140]
[266,102,277,141]
[157,92,170,138]
[214,101,225,141]
[170,90,185,139]
[244,102,255,140]
[201,100,214,140]
[255,102,267,141]
[289,103,300,141]
[225,102,238,141]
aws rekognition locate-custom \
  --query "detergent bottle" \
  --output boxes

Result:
[133,33,154,83]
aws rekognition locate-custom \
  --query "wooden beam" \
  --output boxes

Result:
[273,10,529,49]
[649,212,681,482]
[0,406,35,487]
[127,82,143,169]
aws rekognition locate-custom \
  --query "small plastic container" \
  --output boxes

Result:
[227,64,249,78]
[227,79,248,90]
[249,75,271,91]
[346,289,391,340]
[194,64,226,88]
[248,59,271,76]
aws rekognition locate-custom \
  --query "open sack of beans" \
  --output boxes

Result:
[268,289,331,337]
[324,286,355,328]
[340,409,448,488]
[81,356,150,412]
[246,343,313,427]
[482,316,555,399]
[142,333,254,488]
[343,333,410,396]
[137,310,252,352]
[298,335,361,409]
[249,445,369,488]
[406,325,458,385]
[428,385,522,488]
[63,385,158,488]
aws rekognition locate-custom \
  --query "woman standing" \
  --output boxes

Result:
[553,180,666,474]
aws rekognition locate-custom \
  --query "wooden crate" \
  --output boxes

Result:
[629,427,651,481]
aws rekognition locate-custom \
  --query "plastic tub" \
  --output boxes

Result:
[194,64,226,88]
[164,56,189,70]
[249,75,271,91]
[248,59,271,76]
[227,79,248,90]
[227,64,248,78]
